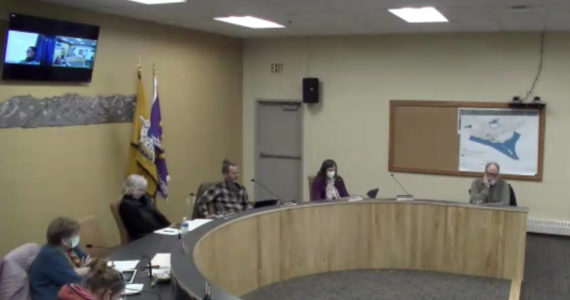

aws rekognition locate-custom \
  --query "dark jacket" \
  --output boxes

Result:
[119,194,170,240]
[311,176,349,201]
[29,245,86,300]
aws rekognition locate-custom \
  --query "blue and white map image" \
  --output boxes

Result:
[458,109,539,176]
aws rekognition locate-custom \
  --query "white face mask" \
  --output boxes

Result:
[63,235,80,249]
[327,170,336,179]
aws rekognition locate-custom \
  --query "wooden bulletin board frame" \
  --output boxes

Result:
[388,100,545,181]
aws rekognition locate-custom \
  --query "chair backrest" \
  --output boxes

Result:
[508,184,517,207]
[0,243,40,300]
[308,176,316,201]
[192,182,217,219]
[109,202,131,245]
[78,215,109,257]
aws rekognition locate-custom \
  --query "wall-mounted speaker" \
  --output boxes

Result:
[302,77,319,103]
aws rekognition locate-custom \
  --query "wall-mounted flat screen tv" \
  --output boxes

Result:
[2,13,100,82]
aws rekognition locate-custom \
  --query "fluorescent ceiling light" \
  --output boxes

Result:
[128,0,186,5]
[388,7,448,23]
[214,16,285,29]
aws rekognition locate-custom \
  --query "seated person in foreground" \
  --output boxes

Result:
[29,217,90,300]
[119,174,170,240]
[469,161,510,206]
[197,159,252,218]
[311,159,349,201]
[58,258,125,300]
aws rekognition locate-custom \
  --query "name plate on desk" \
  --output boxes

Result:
[396,194,415,201]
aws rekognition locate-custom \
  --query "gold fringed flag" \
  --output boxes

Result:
[126,68,158,195]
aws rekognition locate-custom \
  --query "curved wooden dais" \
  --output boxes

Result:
[193,200,527,299]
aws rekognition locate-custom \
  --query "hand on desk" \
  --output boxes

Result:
[80,255,92,267]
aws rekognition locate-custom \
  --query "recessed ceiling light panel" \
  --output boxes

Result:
[214,16,285,29]
[388,7,449,23]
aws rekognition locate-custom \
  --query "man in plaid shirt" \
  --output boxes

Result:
[198,159,253,218]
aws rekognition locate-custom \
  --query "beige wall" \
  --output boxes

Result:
[0,0,242,256]
[243,33,570,222]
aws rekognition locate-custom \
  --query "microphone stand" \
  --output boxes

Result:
[390,173,414,200]
[251,178,282,204]
[86,244,154,278]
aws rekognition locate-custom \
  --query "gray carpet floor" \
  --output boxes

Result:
[242,234,570,300]
[521,233,570,299]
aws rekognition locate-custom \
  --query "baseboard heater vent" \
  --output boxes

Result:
[527,218,570,236]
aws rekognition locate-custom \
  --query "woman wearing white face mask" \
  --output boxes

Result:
[30,217,91,300]
[311,159,349,201]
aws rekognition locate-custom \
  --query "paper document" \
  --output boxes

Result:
[184,219,212,231]
[151,253,171,268]
[154,227,180,235]
[348,196,363,202]
[111,260,139,272]
[151,253,171,280]
[123,283,144,295]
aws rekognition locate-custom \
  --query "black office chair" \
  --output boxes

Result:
[508,184,517,207]
[191,182,217,219]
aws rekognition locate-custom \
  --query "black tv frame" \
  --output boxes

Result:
[2,13,100,82]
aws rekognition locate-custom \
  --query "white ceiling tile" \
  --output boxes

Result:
[36,0,570,37]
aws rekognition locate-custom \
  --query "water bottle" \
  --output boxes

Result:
[180,217,189,253]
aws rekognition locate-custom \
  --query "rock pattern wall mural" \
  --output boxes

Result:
[0,94,135,128]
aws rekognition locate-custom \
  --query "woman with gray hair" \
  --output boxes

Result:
[29,217,90,300]
[119,174,170,240]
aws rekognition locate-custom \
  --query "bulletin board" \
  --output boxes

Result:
[388,100,545,181]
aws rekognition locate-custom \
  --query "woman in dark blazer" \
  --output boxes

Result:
[311,159,349,201]
[119,174,170,240]
[29,217,90,300]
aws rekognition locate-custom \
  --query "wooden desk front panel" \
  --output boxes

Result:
[193,202,527,296]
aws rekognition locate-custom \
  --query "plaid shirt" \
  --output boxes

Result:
[198,181,252,217]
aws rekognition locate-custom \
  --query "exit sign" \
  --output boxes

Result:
[271,63,283,73]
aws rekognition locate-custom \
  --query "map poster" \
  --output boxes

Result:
[458,108,539,176]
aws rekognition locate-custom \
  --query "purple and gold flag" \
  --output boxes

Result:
[127,68,158,196]
[150,67,169,199]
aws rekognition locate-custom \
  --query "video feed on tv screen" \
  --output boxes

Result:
[2,13,100,82]
[4,30,97,69]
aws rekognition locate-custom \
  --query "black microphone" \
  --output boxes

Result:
[390,173,414,200]
[86,244,154,278]
[251,178,282,203]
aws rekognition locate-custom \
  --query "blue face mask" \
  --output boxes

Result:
[63,235,80,248]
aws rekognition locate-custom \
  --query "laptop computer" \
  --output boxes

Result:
[254,199,279,208]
